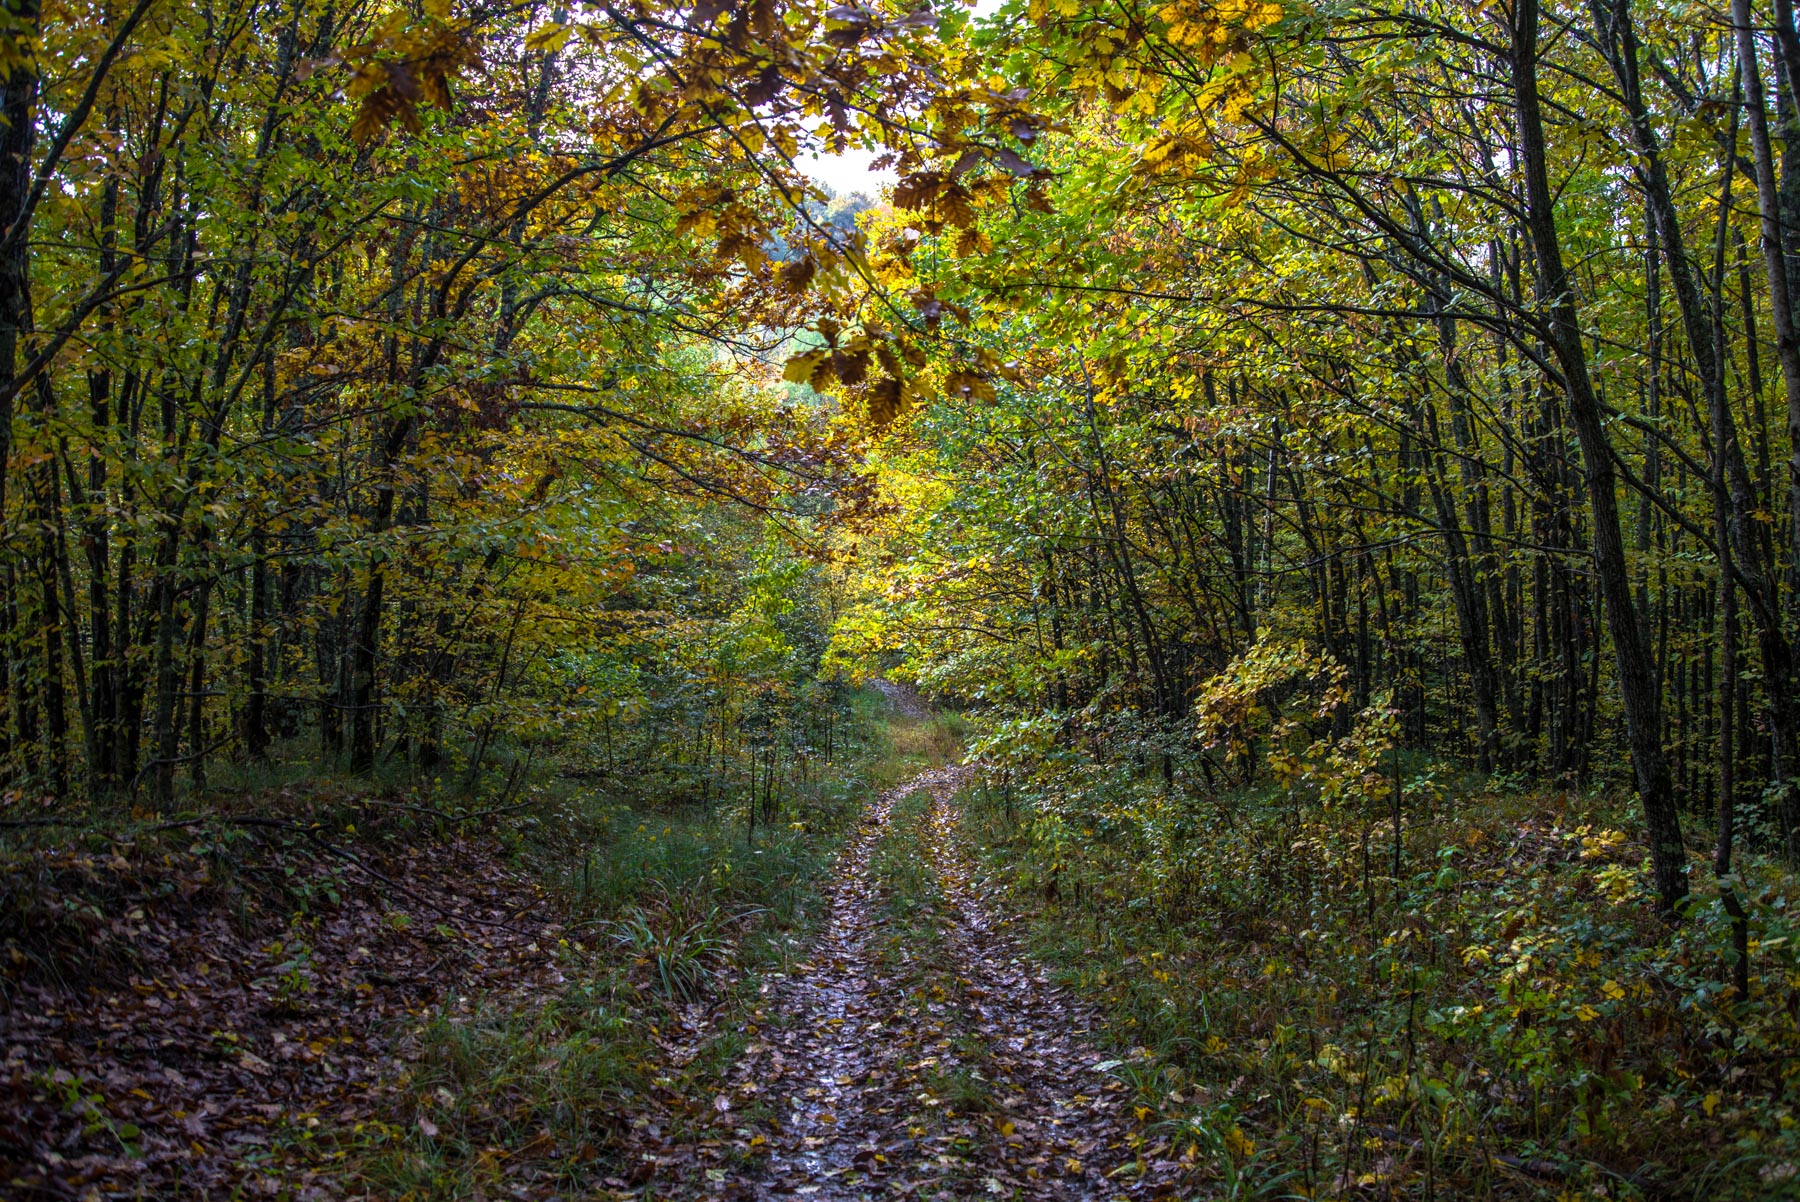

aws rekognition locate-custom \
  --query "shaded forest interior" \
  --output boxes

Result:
[7,0,1800,1197]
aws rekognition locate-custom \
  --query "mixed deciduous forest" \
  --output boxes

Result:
[7,0,1800,1196]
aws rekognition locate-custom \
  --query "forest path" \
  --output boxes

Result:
[717,764,1194,1200]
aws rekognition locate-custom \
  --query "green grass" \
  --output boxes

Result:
[871,786,945,963]
[922,1062,992,1115]
[876,710,969,781]
[338,684,919,1196]
[353,970,643,1197]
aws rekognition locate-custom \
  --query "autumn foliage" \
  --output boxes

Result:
[11,0,1800,1196]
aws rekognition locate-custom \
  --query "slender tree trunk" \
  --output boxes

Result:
[149,522,183,806]
[1735,0,1800,626]
[247,530,270,758]
[1513,0,1687,912]
[0,0,40,782]
[185,581,210,792]
[33,465,67,794]
[1716,360,1751,999]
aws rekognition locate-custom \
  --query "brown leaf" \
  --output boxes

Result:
[385,62,421,102]
[944,369,997,403]
[867,376,906,426]
[912,291,945,330]
[833,349,870,386]
[876,343,903,378]
[743,64,784,106]
[779,255,817,292]
[893,172,942,212]
[992,147,1038,177]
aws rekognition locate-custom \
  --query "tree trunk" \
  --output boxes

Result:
[1598,0,1800,845]
[0,0,39,782]
[1512,0,1687,912]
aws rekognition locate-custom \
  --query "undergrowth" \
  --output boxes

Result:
[963,767,1800,1200]
[1,683,936,1199]
[337,684,937,1196]
[872,787,946,966]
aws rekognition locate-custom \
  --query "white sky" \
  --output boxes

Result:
[807,146,896,199]
[805,0,1008,198]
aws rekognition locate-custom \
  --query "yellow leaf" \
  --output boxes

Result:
[525,22,574,52]
[783,351,827,384]
[1703,1092,1722,1116]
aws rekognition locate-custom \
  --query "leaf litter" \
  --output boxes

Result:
[701,766,1196,1200]
[3,766,1202,1200]
[0,794,565,1199]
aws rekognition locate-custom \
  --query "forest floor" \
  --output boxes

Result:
[2,700,1207,1200]
[0,786,574,1199]
[702,764,1193,1199]
[18,697,1798,1199]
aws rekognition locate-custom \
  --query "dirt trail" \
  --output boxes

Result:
[723,766,1194,1200]
[870,679,931,720]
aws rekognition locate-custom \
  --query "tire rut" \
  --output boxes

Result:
[717,765,1196,1200]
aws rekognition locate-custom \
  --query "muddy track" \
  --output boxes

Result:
[720,766,1195,1200]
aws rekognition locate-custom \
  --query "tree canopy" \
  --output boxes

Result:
[13,0,1800,1193]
